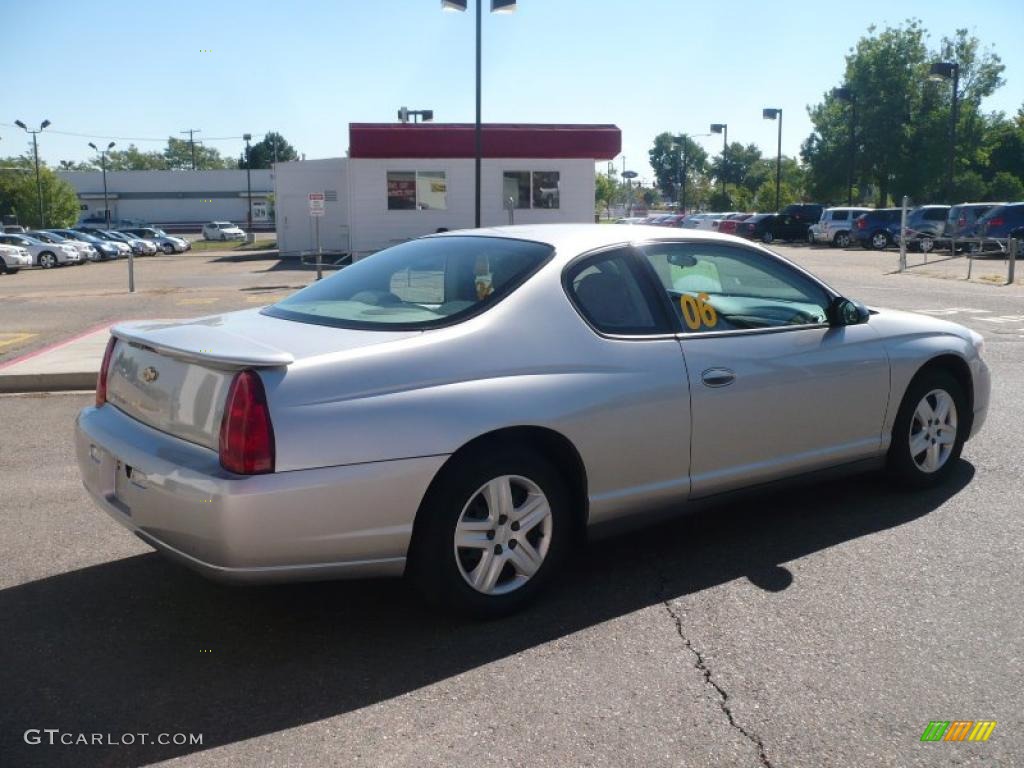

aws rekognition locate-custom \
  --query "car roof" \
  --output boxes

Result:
[428,223,760,264]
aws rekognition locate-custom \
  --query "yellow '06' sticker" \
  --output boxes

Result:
[680,293,718,330]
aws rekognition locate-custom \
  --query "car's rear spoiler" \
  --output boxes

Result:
[111,320,294,369]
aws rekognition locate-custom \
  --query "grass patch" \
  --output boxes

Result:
[189,238,277,253]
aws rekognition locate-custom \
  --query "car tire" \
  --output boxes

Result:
[834,231,851,248]
[161,243,174,254]
[761,231,774,244]
[887,369,967,489]
[869,231,889,250]
[408,448,572,618]
[38,252,57,269]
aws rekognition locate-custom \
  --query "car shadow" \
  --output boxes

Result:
[0,463,973,767]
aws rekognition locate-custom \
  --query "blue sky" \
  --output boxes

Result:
[2,0,1022,185]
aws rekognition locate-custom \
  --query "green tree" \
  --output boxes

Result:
[987,171,1024,201]
[648,132,707,207]
[594,172,616,217]
[241,132,299,169]
[164,137,235,170]
[803,22,1006,206]
[105,144,169,170]
[57,160,96,171]
[0,156,81,228]
[709,142,763,192]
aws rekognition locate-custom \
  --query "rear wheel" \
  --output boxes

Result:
[833,231,851,248]
[409,448,571,618]
[761,231,775,244]
[870,231,889,250]
[38,252,57,269]
[887,369,966,488]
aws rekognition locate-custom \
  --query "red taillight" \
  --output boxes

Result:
[856,218,866,229]
[957,217,967,227]
[987,217,1004,227]
[95,336,117,407]
[219,370,275,475]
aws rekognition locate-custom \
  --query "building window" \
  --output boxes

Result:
[387,171,447,211]
[503,171,560,209]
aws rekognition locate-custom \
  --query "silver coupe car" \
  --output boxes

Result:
[76,224,990,616]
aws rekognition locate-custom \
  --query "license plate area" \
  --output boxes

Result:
[111,459,134,517]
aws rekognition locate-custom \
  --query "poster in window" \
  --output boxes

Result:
[387,172,417,210]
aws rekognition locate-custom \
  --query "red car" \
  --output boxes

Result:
[716,213,753,236]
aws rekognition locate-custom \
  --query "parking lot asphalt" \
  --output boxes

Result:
[1,241,1022,767]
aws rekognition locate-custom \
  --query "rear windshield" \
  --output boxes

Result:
[264,235,553,330]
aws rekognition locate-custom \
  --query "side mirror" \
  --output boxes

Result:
[829,296,869,326]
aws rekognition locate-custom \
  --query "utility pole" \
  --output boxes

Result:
[15,119,50,227]
[180,128,201,170]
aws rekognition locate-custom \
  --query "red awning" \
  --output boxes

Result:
[349,123,621,160]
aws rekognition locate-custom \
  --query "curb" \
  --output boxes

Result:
[0,372,97,394]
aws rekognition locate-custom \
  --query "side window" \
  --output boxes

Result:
[833,210,849,221]
[638,242,831,333]
[567,249,662,335]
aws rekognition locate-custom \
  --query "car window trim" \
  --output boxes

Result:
[629,237,840,338]
[561,243,678,339]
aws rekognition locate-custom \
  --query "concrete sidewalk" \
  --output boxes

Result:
[0,324,112,393]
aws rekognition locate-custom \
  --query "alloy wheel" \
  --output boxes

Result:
[835,232,851,248]
[909,389,957,473]
[871,232,888,249]
[39,253,56,269]
[453,474,553,596]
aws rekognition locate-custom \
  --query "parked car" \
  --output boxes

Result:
[681,214,710,229]
[813,207,873,248]
[49,229,123,260]
[202,221,247,241]
[73,224,990,616]
[741,213,815,244]
[896,205,950,252]
[0,243,33,274]
[121,227,190,254]
[716,214,753,236]
[613,217,647,225]
[2,225,27,234]
[28,230,98,262]
[0,233,80,268]
[975,203,1024,245]
[78,216,148,231]
[100,230,158,255]
[852,208,903,250]
[779,203,825,227]
[79,228,142,257]
[655,214,688,228]
[734,213,774,240]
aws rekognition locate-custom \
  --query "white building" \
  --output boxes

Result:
[274,123,621,257]
[57,169,274,229]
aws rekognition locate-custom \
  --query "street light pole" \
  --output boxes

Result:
[443,0,516,228]
[929,61,960,201]
[243,133,253,236]
[88,141,116,229]
[710,123,728,197]
[672,134,710,214]
[762,108,783,211]
[15,119,50,228]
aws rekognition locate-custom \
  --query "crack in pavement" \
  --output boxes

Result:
[646,556,774,768]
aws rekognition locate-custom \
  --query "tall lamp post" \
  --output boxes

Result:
[831,88,856,205]
[762,108,783,211]
[442,0,516,228]
[14,119,50,228]
[88,141,116,229]
[709,123,728,197]
[929,61,959,202]
[672,133,709,214]
[242,133,253,236]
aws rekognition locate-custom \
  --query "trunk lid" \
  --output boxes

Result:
[106,309,419,451]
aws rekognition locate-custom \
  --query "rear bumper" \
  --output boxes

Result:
[76,404,447,583]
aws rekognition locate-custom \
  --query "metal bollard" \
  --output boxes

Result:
[898,196,908,272]
[1009,237,1017,285]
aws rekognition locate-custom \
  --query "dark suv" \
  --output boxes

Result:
[976,203,1024,242]
[779,203,825,227]
[852,208,902,249]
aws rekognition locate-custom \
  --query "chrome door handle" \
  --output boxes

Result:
[701,368,736,388]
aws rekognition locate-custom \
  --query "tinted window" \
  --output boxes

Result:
[923,208,948,221]
[639,242,830,333]
[265,236,551,330]
[831,210,849,221]
[567,249,660,334]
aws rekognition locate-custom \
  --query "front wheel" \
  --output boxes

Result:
[38,252,57,269]
[161,243,174,254]
[408,449,571,618]
[887,369,966,488]
[834,231,851,248]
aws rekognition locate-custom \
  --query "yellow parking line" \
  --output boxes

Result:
[0,332,38,350]
[176,297,220,305]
